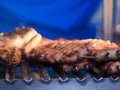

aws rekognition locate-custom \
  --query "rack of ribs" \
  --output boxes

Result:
[0,27,120,82]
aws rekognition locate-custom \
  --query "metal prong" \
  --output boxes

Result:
[93,76,103,81]
[116,66,120,76]
[5,67,15,83]
[21,60,32,83]
[116,50,120,57]
[73,72,86,82]
[84,64,103,81]
[36,64,51,82]
[105,52,110,59]
[58,77,68,82]
[110,75,119,81]
[53,65,68,82]
[117,66,120,71]
[41,77,51,82]
[84,64,89,70]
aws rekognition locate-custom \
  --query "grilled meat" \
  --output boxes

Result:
[0,27,120,79]
[26,39,119,64]
[62,59,91,73]
[90,48,120,62]
[0,27,39,48]
[0,27,53,67]
[0,46,21,67]
[62,60,120,76]
[99,61,120,75]
[0,27,42,66]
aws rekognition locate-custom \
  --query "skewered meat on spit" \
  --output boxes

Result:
[27,39,119,63]
[0,27,42,66]
[0,26,120,81]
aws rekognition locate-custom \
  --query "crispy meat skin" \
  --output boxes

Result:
[26,38,120,75]
[27,39,119,64]
[0,27,42,66]
[0,47,21,67]
[90,48,120,62]
[0,27,52,67]
[62,60,120,74]
[0,27,38,48]
[99,61,120,74]
[62,59,91,72]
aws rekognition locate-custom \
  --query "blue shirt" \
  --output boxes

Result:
[0,0,101,39]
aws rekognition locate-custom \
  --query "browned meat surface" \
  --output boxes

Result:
[0,27,39,48]
[26,39,119,64]
[62,59,91,72]
[99,61,120,75]
[90,48,120,62]
[0,46,21,67]
[1,26,120,78]
[0,27,42,67]
[0,27,53,67]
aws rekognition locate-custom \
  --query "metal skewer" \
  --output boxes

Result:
[103,0,113,41]
[84,65,103,81]
[21,59,33,83]
[110,74,119,81]
[5,67,15,83]
[52,65,68,82]
[36,63,51,82]
[109,66,120,81]
[73,72,86,82]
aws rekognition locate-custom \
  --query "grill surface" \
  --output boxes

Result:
[0,59,120,90]
[0,78,120,90]
[0,63,120,83]
[0,64,120,90]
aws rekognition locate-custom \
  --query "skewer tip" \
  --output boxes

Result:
[76,77,86,82]
[110,76,119,81]
[23,78,33,83]
[41,77,51,82]
[6,78,16,83]
[93,76,103,81]
[58,77,69,82]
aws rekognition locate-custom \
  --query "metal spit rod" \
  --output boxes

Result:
[103,0,113,41]
[3,61,120,84]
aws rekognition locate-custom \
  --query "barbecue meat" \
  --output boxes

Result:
[0,27,39,48]
[90,48,120,62]
[0,27,43,67]
[0,27,52,67]
[62,59,91,72]
[99,61,120,75]
[0,46,21,67]
[0,26,120,78]
[26,39,119,64]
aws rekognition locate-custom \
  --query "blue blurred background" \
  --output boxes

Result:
[0,0,103,39]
